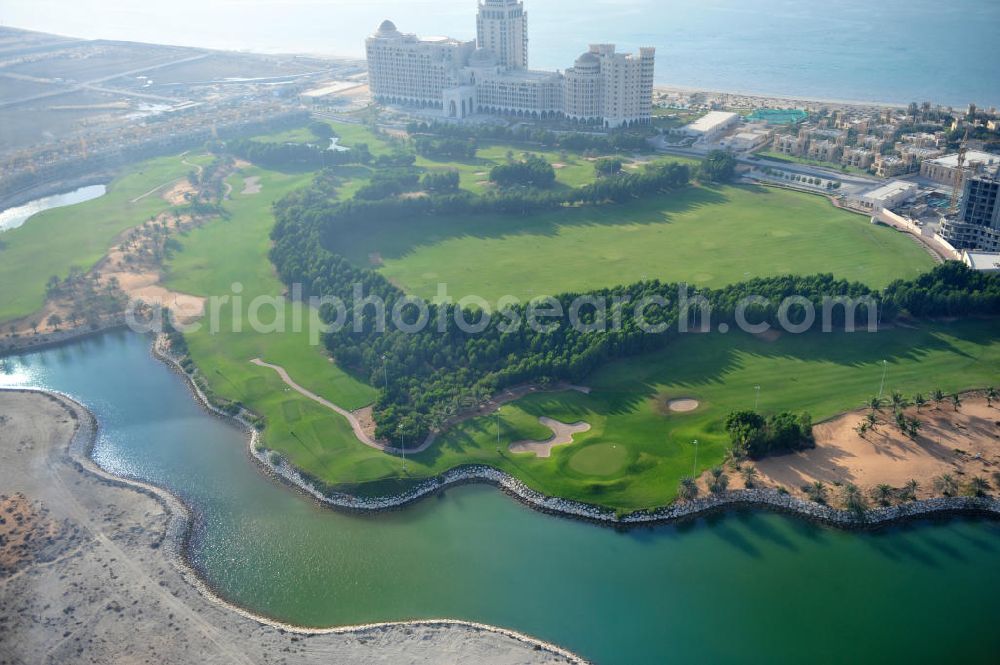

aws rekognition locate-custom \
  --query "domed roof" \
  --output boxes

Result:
[468,47,498,67]
[377,19,398,34]
[575,51,600,66]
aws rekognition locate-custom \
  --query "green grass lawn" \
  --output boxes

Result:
[28,121,978,514]
[0,153,211,322]
[164,164,377,415]
[754,150,870,177]
[416,144,699,195]
[328,183,934,302]
[256,319,999,512]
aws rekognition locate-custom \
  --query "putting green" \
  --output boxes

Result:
[569,443,630,476]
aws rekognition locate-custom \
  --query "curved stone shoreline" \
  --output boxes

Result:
[3,386,589,664]
[151,334,1000,531]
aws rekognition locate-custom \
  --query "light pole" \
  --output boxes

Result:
[877,359,888,400]
[496,406,502,454]
[381,353,389,398]
[692,439,699,478]
[754,385,761,411]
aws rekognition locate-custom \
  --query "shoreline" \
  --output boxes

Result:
[151,333,1000,531]
[2,386,590,664]
[3,333,997,662]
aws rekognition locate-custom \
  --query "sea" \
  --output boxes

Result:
[1,0,998,107]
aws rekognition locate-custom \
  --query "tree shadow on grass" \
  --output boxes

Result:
[325,186,732,264]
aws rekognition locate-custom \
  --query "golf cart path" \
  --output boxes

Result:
[250,359,593,457]
[250,358,423,454]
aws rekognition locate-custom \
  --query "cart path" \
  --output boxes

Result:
[250,358,592,457]
[249,358,427,454]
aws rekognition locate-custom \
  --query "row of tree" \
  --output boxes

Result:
[406,121,655,153]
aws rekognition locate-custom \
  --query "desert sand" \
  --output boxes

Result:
[751,395,999,499]
[0,390,578,665]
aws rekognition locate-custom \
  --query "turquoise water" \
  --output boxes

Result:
[5,0,998,107]
[2,331,999,664]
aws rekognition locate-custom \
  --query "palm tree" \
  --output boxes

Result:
[951,393,962,412]
[894,411,907,432]
[906,417,921,439]
[913,393,926,412]
[708,467,729,494]
[740,465,758,489]
[865,412,879,430]
[933,474,958,497]
[854,421,869,438]
[986,386,997,408]
[806,481,828,504]
[870,484,894,506]
[931,389,945,407]
[841,483,867,516]
[890,391,907,412]
[678,476,699,501]
[901,479,919,501]
[964,476,991,498]
[867,396,883,412]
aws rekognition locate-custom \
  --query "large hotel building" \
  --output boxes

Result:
[365,0,655,128]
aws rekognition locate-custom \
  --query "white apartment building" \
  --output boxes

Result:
[366,0,655,127]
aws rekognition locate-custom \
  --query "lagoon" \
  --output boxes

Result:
[1,331,998,664]
[0,185,107,233]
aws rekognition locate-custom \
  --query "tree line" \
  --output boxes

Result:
[269,167,1000,443]
[406,121,655,153]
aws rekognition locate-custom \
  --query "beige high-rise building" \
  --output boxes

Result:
[476,0,528,70]
[366,0,655,128]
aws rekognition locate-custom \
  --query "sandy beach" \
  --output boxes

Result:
[0,390,577,665]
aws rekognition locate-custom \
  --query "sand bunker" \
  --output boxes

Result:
[667,398,700,412]
[508,417,591,458]
[242,176,262,195]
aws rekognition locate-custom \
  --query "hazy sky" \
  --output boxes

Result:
[2,0,997,105]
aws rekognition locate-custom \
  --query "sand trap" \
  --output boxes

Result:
[241,176,262,195]
[508,417,591,458]
[667,398,700,412]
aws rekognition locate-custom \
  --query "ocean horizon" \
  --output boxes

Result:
[2,0,998,108]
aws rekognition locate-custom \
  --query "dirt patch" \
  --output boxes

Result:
[162,180,196,205]
[0,492,83,577]
[368,252,384,267]
[353,405,378,442]
[753,394,1000,500]
[241,176,262,195]
[667,398,700,413]
[508,417,591,458]
[551,163,566,169]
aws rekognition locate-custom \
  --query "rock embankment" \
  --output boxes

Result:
[153,334,1000,531]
